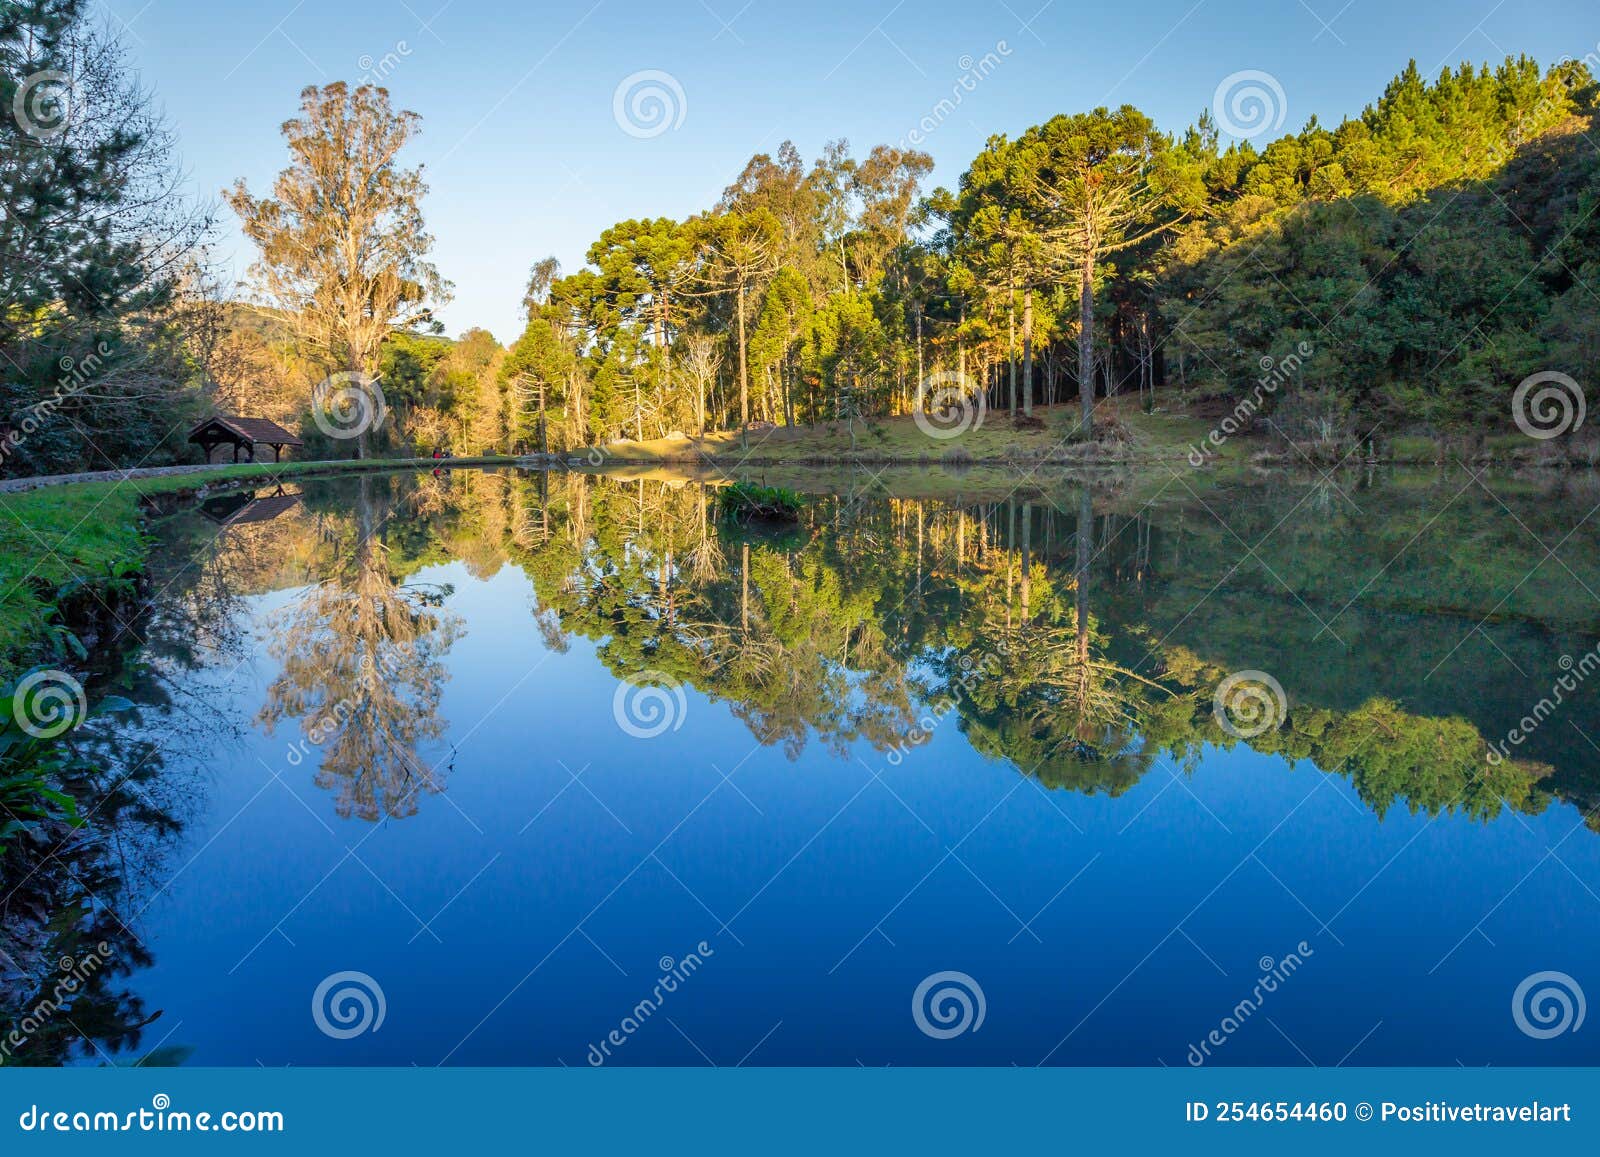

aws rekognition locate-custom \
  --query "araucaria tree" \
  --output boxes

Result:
[1012,107,1186,437]
[226,82,449,456]
[483,57,1594,459]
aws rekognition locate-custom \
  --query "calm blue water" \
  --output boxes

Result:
[15,468,1600,1066]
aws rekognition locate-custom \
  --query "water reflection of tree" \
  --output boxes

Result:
[257,477,464,821]
[500,476,923,759]
[939,493,1180,795]
[503,477,1565,830]
[146,468,1591,838]
[2,688,192,1065]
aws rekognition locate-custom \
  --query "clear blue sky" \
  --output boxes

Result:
[110,0,1594,342]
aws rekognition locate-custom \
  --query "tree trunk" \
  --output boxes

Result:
[570,367,585,447]
[1075,486,1092,717]
[1022,288,1034,418]
[957,304,966,385]
[736,282,749,433]
[658,301,671,404]
[1020,501,1032,618]
[1078,254,1095,438]
[915,308,924,390]
[1007,297,1017,416]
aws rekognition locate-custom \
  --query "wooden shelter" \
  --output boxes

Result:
[188,415,303,463]
[198,487,301,528]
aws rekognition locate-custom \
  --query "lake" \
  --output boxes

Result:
[11,465,1600,1066]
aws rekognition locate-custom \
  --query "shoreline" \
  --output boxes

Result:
[5,447,1598,673]
[0,456,521,668]
[0,455,522,497]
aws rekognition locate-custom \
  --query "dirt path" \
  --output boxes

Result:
[0,462,246,495]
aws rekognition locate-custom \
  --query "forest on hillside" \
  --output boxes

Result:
[3,0,1597,475]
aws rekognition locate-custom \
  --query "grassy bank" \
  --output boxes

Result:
[573,401,1234,469]
[571,396,1600,476]
[0,456,516,669]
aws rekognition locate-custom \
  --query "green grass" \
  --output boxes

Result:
[1387,435,1444,463]
[567,400,1258,505]
[0,485,146,663]
[716,482,803,521]
[579,399,1232,469]
[0,456,516,669]
[1482,433,1532,454]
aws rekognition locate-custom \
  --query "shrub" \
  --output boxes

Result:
[716,483,802,522]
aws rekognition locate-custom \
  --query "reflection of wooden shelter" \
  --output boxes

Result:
[199,487,301,528]
[188,415,303,463]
